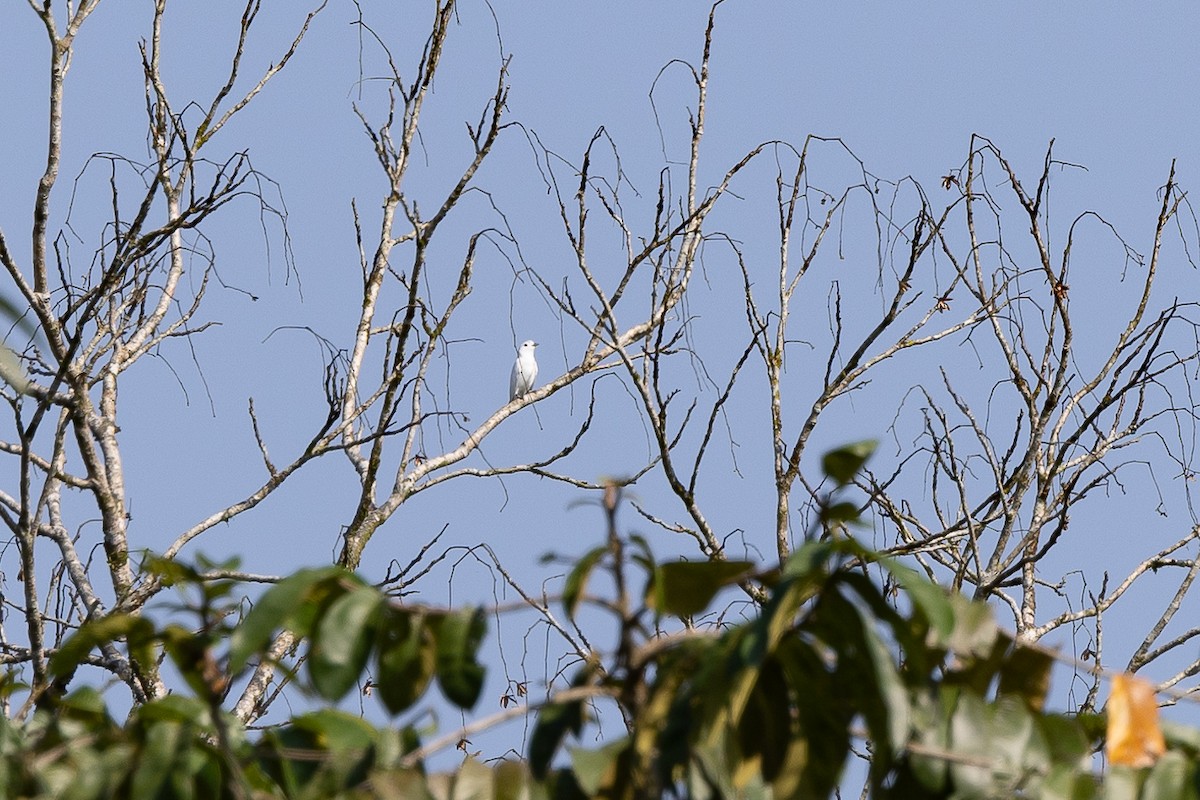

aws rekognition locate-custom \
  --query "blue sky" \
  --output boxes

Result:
[3,0,1200,773]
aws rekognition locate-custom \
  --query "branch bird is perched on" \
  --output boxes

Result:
[509,340,538,401]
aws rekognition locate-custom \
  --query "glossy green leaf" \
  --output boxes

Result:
[876,556,955,638]
[1038,714,1091,767]
[1162,719,1200,754]
[1036,763,1098,800]
[452,757,494,798]
[570,739,626,796]
[141,553,204,587]
[932,591,1001,659]
[781,540,836,581]
[59,686,112,722]
[1142,751,1194,800]
[266,710,376,795]
[821,440,877,485]
[820,501,861,525]
[161,623,225,700]
[135,695,211,726]
[1104,765,1144,800]
[738,656,792,782]
[129,720,183,799]
[50,613,155,677]
[990,694,1043,781]
[906,689,952,792]
[494,759,533,800]
[530,668,592,780]
[777,637,851,798]
[562,545,607,620]
[375,607,436,715]
[291,709,378,749]
[228,566,344,668]
[844,594,911,763]
[310,583,383,701]
[947,690,993,795]
[432,606,487,709]
[998,642,1055,712]
[647,560,753,618]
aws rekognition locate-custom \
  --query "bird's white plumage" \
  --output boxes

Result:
[509,340,538,401]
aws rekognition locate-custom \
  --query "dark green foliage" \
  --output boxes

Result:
[6,446,1200,798]
[374,606,436,715]
[431,607,487,709]
[646,560,754,619]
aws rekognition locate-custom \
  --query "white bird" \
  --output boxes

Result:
[509,340,539,401]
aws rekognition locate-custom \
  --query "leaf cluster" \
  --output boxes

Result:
[5,444,1200,798]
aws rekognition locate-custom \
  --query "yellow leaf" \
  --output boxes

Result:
[1106,673,1165,768]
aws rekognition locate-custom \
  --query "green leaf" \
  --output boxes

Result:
[531,698,586,780]
[776,637,852,798]
[375,607,436,715]
[820,501,861,526]
[647,560,753,618]
[432,607,486,709]
[309,584,383,701]
[840,571,929,674]
[494,759,533,800]
[135,695,211,726]
[228,566,343,668]
[141,553,203,587]
[530,667,593,780]
[562,545,608,620]
[160,623,224,700]
[780,540,836,581]
[906,689,952,792]
[627,533,655,563]
[941,693,1046,797]
[875,556,955,639]
[947,690,993,795]
[821,440,877,485]
[50,613,156,677]
[1104,765,1144,800]
[648,638,717,777]
[286,710,378,792]
[59,686,111,720]
[932,591,1001,659]
[738,656,792,782]
[1162,719,1200,754]
[0,344,28,393]
[1036,763,1098,800]
[129,720,184,799]
[997,642,1055,711]
[1142,751,1193,800]
[807,587,908,791]
[844,595,911,762]
[1038,714,1090,767]
[452,758,494,798]
[570,739,626,796]
[290,709,377,749]
[990,694,1043,781]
